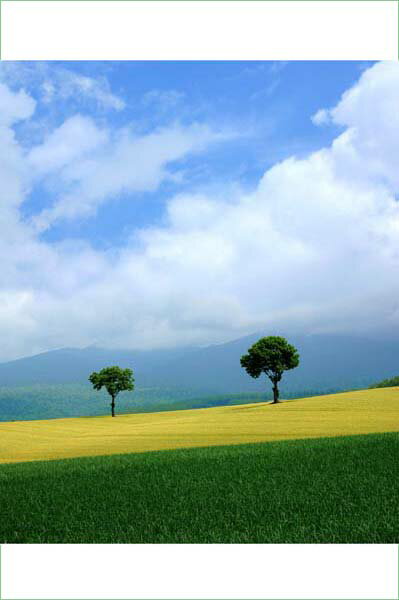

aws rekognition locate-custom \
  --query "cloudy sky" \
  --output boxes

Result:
[0,60,398,361]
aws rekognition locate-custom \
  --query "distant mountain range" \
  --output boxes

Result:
[1,332,399,394]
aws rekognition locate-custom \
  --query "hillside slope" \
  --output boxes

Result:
[1,433,398,543]
[1,387,398,464]
[1,333,399,394]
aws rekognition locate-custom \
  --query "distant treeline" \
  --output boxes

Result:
[369,375,399,389]
[0,383,348,422]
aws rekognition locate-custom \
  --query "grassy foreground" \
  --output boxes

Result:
[1,387,398,464]
[0,432,398,543]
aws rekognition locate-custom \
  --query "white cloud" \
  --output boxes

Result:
[0,62,126,112]
[32,122,233,229]
[311,108,329,126]
[0,83,36,126]
[329,61,399,191]
[28,115,108,174]
[1,62,399,360]
[57,70,126,111]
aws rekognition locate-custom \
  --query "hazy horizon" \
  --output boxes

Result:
[3,329,399,366]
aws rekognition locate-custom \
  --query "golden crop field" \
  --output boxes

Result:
[1,387,398,464]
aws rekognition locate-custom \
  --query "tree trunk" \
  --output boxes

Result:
[272,382,280,404]
[111,395,115,417]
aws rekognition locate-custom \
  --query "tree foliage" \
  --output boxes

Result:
[369,375,399,389]
[240,336,299,403]
[89,366,134,417]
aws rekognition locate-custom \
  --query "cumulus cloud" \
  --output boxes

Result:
[1,61,399,360]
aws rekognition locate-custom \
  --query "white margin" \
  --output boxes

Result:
[1,0,398,60]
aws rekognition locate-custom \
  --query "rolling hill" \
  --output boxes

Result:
[0,433,398,543]
[1,386,398,464]
[1,333,399,392]
[1,332,399,421]
[1,388,398,544]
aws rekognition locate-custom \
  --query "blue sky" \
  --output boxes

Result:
[7,61,371,248]
[0,60,398,360]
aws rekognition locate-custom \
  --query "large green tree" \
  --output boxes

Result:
[89,366,134,417]
[240,336,299,404]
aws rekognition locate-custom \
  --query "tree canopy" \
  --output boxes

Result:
[89,366,134,417]
[240,336,299,403]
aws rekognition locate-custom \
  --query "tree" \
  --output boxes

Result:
[89,366,135,417]
[240,336,299,404]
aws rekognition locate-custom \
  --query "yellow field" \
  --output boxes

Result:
[1,387,398,464]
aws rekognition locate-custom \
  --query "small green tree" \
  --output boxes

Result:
[89,366,135,417]
[240,336,299,404]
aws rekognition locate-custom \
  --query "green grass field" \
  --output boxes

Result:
[0,432,398,543]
